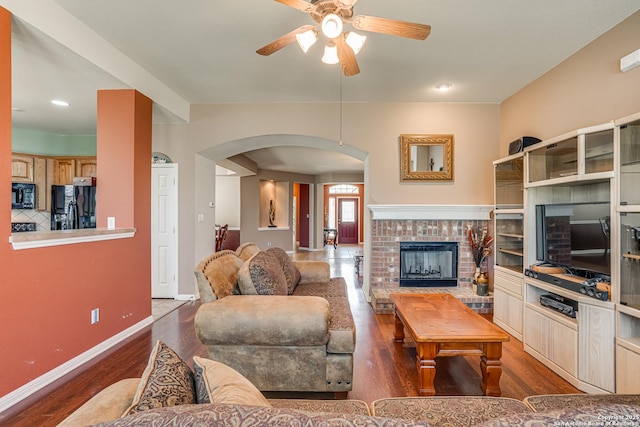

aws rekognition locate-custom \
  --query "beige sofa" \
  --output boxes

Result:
[193,243,355,395]
[60,370,640,426]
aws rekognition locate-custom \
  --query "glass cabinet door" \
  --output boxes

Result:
[620,213,640,310]
[585,129,614,174]
[528,137,578,182]
[495,157,524,209]
[495,213,524,273]
[620,119,640,206]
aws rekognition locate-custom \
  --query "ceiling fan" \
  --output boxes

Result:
[257,0,431,76]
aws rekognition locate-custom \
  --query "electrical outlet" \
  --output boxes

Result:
[267,241,272,247]
[91,308,100,324]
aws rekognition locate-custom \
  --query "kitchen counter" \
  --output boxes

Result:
[9,228,136,250]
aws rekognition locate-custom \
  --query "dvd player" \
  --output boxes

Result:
[540,294,578,318]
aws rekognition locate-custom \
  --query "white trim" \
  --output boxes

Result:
[10,230,136,250]
[0,316,154,413]
[257,227,290,231]
[368,204,493,220]
[175,294,196,301]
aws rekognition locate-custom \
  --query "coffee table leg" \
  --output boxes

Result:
[416,342,437,396]
[394,312,405,342]
[480,342,503,396]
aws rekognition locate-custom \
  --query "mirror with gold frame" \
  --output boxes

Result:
[400,134,454,182]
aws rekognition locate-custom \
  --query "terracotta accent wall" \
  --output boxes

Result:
[0,17,153,400]
[370,219,491,289]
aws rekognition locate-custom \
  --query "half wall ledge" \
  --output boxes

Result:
[368,204,493,221]
[9,228,136,250]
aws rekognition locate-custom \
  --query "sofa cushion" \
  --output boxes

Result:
[193,356,271,407]
[293,277,348,298]
[57,378,140,427]
[102,403,427,426]
[476,403,640,427]
[203,253,243,299]
[122,341,196,416]
[268,398,371,416]
[195,295,330,346]
[238,251,288,295]
[294,260,331,284]
[372,396,532,427]
[524,393,640,412]
[325,296,356,353]
[236,242,260,261]
[266,247,301,294]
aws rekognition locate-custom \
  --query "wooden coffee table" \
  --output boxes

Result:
[391,293,510,396]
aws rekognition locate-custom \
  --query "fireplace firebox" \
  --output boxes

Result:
[399,242,458,287]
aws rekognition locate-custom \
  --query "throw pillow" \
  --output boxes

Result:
[193,356,271,407]
[122,340,196,417]
[204,255,243,299]
[238,251,288,295]
[266,247,301,294]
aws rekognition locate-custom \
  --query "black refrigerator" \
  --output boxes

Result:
[51,185,97,230]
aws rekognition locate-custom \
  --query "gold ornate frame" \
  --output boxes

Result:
[400,134,454,182]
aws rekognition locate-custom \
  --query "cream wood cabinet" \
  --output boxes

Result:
[493,269,523,341]
[616,341,640,393]
[11,154,34,182]
[578,302,615,392]
[524,304,578,379]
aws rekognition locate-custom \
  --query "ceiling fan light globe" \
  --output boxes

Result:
[345,31,366,55]
[322,43,340,64]
[321,14,343,39]
[296,29,318,53]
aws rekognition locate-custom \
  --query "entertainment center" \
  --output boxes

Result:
[493,111,640,394]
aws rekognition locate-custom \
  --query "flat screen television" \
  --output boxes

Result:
[536,202,611,276]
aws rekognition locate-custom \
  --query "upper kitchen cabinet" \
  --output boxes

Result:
[76,158,97,177]
[53,158,76,185]
[11,154,34,182]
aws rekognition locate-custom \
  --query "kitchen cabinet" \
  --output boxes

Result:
[11,154,34,182]
[34,157,47,210]
[76,158,97,177]
[54,159,76,185]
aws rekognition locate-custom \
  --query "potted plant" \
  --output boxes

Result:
[468,227,493,295]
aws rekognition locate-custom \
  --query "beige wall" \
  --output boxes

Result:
[153,102,500,293]
[500,11,640,155]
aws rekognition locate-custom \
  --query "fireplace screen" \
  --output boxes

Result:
[399,242,458,287]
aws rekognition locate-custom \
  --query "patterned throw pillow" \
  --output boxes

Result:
[265,247,301,294]
[246,251,288,295]
[204,255,243,299]
[193,357,271,407]
[122,340,196,416]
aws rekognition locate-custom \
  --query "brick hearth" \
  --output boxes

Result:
[367,205,494,314]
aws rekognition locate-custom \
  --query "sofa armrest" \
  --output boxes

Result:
[195,295,329,347]
[293,261,330,285]
[57,378,139,426]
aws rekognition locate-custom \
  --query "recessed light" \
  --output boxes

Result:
[435,83,452,92]
[51,100,70,107]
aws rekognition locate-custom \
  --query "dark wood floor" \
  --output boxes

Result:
[0,245,579,426]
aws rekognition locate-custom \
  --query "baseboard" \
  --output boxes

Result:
[175,294,196,301]
[0,315,154,413]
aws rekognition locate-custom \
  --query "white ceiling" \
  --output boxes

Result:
[10,0,640,174]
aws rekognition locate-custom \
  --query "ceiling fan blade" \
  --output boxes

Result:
[256,25,315,56]
[274,0,315,13]
[336,35,360,76]
[351,15,431,40]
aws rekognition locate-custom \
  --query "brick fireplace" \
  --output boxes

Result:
[368,205,494,290]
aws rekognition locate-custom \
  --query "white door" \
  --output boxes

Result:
[151,164,178,298]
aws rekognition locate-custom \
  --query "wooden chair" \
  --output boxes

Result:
[215,224,228,252]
